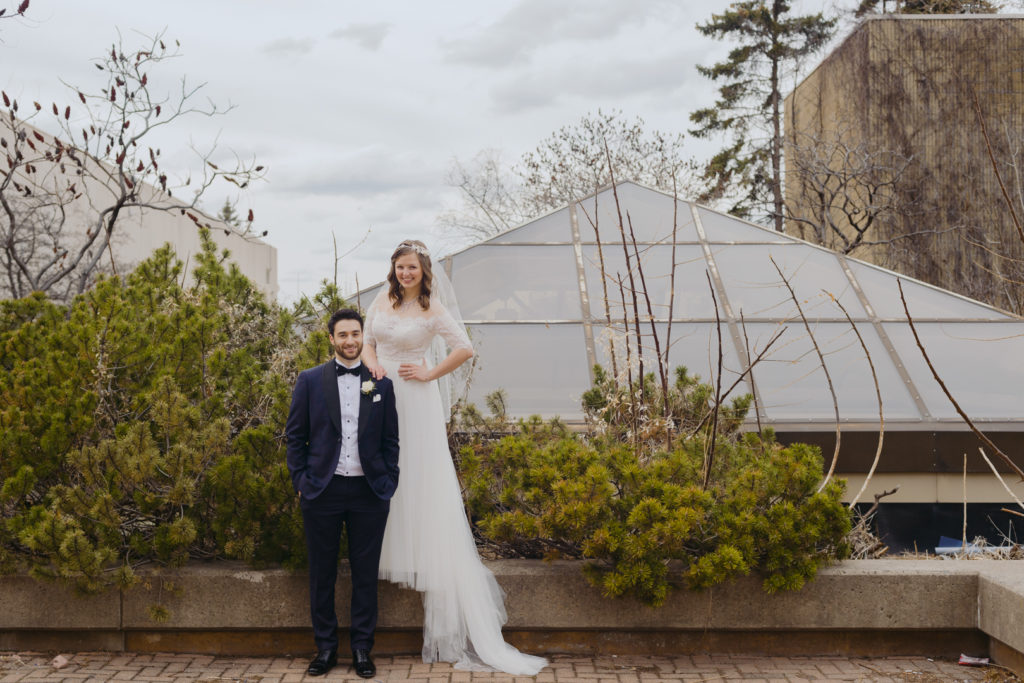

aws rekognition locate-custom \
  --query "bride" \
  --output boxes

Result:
[361,240,547,675]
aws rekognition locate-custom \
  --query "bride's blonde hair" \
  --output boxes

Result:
[387,240,433,310]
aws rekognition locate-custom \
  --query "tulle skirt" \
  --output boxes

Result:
[377,358,547,675]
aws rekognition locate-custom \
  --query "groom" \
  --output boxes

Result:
[286,308,400,678]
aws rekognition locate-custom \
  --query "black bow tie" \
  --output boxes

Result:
[336,363,361,377]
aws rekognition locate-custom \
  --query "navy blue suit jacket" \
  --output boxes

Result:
[285,361,399,501]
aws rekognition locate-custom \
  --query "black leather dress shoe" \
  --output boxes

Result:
[352,648,376,678]
[307,649,337,676]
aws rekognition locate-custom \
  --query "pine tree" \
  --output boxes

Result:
[217,198,241,227]
[691,1,835,231]
[854,0,997,15]
[0,231,308,593]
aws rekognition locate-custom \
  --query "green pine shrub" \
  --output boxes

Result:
[1,232,850,612]
[0,231,311,593]
[458,366,851,606]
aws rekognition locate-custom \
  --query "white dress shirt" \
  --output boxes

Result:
[334,360,365,477]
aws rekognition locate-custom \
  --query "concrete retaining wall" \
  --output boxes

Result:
[1,560,1021,670]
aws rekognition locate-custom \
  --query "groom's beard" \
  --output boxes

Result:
[334,340,363,363]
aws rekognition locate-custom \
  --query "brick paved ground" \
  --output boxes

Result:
[0,652,1019,683]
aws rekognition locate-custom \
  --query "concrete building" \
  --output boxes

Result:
[784,15,1024,314]
[0,119,277,301]
[105,201,278,301]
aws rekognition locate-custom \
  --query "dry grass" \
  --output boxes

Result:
[848,510,889,560]
[896,537,1024,561]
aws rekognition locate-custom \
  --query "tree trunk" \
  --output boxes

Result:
[771,0,785,233]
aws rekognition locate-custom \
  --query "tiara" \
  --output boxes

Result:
[399,242,430,257]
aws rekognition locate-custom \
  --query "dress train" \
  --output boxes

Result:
[377,357,547,675]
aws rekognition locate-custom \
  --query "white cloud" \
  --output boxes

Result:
[272,147,440,198]
[330,22,393,51]
[441,0,673,67]
[262,37,315,57]
[268,184,447,298]
[488,50,709,113]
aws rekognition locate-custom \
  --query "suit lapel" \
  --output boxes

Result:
[321,361,341,434]
[358,365,372,436]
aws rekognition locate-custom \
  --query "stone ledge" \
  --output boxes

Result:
[977,565,1024,657]
[0,574,117,629]
[1,559,1021,670]
[114,560,982,631]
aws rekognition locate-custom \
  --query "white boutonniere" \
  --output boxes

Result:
[361,380,376,396]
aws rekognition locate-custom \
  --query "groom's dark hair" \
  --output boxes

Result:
[328,308,364,335]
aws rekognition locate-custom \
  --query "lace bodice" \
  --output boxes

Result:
[365,298,472,363]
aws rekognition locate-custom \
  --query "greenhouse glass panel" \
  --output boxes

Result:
[581,244,713,320]
[489,207,572,243]
[451,245,582,321]
[353,283,385,312]
[670,247,720,320]
[592,322,750,394]
[741,321,918,420]
[847,261,1009,321]
[742,322,921,421]
[711,245,866,320]
[464,323,590,418]
[697,207,782,243]
[881,322,1024,420]
[576,184,700,244]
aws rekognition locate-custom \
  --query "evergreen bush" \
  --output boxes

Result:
[0,231,313,594]
[0,237,850,611]
[458,366,851,606]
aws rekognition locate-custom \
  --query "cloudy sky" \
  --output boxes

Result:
[1,0,844,302]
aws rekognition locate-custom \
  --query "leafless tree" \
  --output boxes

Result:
[785,127,948,255]
[436,149,531,245]
[438,110,700,243]
[0,30,264,301]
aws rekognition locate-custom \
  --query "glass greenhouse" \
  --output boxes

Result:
[356,182,1024,549]
[357,181,1024,429]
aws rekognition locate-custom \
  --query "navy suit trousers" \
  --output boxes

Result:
[300,475,390,652]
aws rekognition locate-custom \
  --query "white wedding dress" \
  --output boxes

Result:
[365,297,547,675]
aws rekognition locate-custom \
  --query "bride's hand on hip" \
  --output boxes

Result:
[398,361,431,382]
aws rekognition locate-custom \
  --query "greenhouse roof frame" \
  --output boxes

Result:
[356,181,1024,432]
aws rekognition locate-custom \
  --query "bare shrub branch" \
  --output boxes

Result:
[701,271,724,490]
[832,294,885,508]
[770,257,841,491]
[898,278,1024,481]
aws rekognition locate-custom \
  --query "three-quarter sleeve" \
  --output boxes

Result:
[432,304,473,352]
